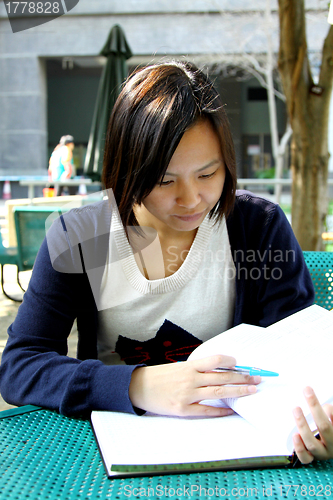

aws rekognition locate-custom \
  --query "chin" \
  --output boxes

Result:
[172,218,204,232]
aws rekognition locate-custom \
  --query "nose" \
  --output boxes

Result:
[175,181,201,209]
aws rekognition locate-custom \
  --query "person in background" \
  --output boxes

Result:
[48,135,76,195]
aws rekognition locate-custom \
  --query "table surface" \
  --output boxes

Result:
[1,406,333,500]
[19,178,96,185]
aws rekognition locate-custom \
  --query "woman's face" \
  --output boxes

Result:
[138,119,226,236]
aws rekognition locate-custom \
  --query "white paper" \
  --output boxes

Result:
[92,305,333,472]
[189,305,333,449]
[91,411,291,474]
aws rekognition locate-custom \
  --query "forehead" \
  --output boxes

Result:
[166,120,222,173]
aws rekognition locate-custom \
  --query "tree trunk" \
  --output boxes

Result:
[277,0,333,250]
[290,97,330,250]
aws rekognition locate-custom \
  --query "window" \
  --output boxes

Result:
[247,87,268,101]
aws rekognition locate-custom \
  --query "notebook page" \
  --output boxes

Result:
[91,410,291,472]
[231,306,333,445]
[188,305,333,445]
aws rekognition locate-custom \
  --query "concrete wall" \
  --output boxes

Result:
[0,0,330,176]
[47,68,101,146]
[0,55,48,175]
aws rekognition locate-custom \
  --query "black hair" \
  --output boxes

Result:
[102,61,237,228]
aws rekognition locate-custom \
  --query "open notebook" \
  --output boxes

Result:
[91,305,333,478]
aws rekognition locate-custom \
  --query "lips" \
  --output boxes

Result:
[173,212,204,222]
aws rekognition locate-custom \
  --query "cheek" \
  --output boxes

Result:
[145,192,171,214]
[206,178,225,203]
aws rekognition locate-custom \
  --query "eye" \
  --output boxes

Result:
[159,179,173,186]
[199,170,217,179]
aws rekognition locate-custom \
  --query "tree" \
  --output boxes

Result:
[209,0,292,204]
[242,0,292,204]
[277,0,333,250]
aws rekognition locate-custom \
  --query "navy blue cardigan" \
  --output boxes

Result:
[0,192,314,417]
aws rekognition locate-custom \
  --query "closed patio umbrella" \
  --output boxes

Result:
[84,25,132,180]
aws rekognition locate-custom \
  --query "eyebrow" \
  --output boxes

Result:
[164,159,222,177]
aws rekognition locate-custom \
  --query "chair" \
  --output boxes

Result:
[0,230,25,302]
[303,251,333,310]
[13,206,63,272]
[0,206,64,302]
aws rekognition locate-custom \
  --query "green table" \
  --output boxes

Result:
[1,406,333,499]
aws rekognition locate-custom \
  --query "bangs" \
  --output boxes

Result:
[102,61,236,228]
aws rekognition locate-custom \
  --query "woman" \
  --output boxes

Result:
[48,135,76,196]
[1,61,332,464]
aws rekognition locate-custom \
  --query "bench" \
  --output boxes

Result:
[5,195,84,247]
[1,206,67,302]
[303,251,333,310]
[13,206,66,272]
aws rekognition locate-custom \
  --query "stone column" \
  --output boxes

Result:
[0,55,48,176]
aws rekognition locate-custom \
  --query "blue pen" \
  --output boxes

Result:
[215,365,279,377]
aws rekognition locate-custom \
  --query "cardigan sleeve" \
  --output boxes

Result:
[254,203,314,325]
[229,192,315,327]
[0,204,143,418]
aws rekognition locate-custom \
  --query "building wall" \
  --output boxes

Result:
[0,0,330,176]
[47,66,101,146]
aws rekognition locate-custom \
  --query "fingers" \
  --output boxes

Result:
[190,355,261,391]
[129,357,261,418]
[201,371,261,387]
[193,354,236,373]
[303,387,333,450]
[292,433,314,464]
[195,383,258,402]
[322,403,333,424]
[293,387,333,463]
[179,404,235,418]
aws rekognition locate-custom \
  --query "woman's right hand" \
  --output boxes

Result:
[128,354,261,417]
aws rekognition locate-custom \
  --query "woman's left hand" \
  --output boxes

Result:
[293,386,333,463]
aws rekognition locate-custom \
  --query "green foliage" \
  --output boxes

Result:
[255,167,276,180]
[280,200,333,252]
